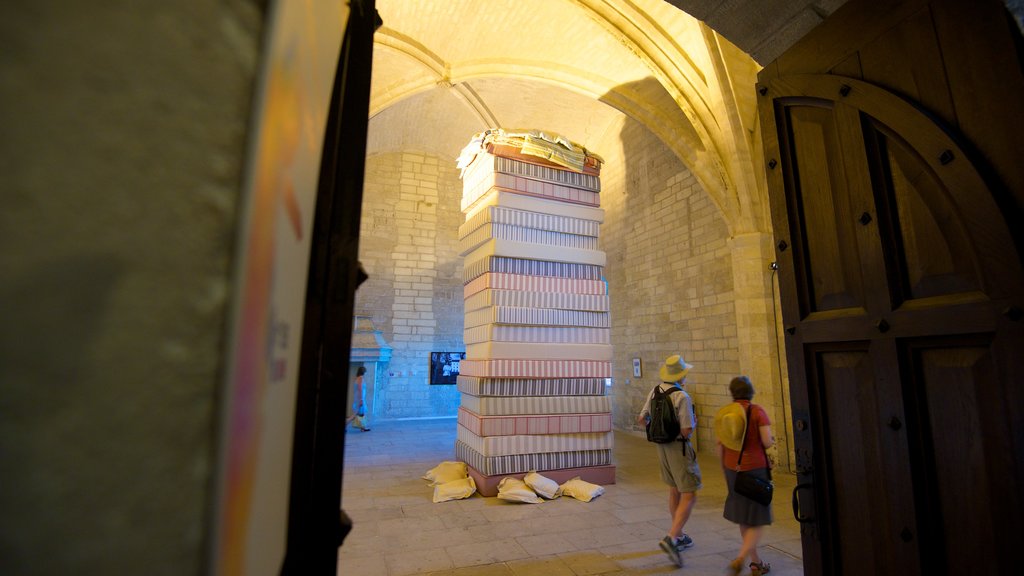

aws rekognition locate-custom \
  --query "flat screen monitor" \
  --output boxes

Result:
[429,351,465,385]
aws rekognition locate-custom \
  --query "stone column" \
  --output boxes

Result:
[728,232,792,471]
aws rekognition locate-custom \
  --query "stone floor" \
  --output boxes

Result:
[338,418,804,576]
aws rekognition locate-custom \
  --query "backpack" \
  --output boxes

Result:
[645,385,681,443]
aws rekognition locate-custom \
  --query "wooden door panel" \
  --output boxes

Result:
[904,337,1022,574]
[772,0,931,77]
[857,5,955,122]
[759,3,1024,569]
[811,344,917,575]
[768,75,1024,297]
[930,0,1024,197]
[815,348,883,573]
[780,101,868,315]
[864,120,981,300]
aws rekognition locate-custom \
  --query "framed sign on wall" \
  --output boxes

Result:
[429,352,465,385]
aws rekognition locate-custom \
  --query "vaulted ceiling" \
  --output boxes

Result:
[366,0,851,233]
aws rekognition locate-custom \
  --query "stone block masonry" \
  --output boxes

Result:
[356,152,464,419]
[599,118,739,449]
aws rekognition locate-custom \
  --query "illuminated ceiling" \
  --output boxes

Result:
[366,0,849,232]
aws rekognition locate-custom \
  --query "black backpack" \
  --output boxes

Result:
[645,385,681,443]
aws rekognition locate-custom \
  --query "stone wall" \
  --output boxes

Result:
[356,152,465,419]
[599,118,740,450]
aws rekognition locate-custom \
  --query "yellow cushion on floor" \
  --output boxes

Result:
[559,477,604,502]
[423,461,468,486]
[496,477,543,504]
[432,476,476,503]
[523,470,561,499]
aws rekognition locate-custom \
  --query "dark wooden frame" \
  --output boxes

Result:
[280,2,379,574]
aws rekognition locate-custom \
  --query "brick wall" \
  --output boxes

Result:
[357,151,464,419]
[599,118,739,450]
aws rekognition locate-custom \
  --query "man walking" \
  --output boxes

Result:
[637,354,701,567]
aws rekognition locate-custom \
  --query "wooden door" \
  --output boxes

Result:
[757,1,1024,573]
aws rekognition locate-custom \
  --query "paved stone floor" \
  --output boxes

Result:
[339,418,804,576]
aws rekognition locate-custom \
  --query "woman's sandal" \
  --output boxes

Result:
[750,561,771,575]
[727,558,744,575]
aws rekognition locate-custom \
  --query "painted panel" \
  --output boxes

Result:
[210,3,347,575]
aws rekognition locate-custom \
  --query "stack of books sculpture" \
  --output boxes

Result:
[454,129,615,496]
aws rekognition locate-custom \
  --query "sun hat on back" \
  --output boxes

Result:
[659,354,693,383]
[714,402,747,451]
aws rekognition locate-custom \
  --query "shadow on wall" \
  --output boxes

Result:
[599,76,742,445]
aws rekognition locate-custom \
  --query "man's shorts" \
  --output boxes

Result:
[657,439,702,492]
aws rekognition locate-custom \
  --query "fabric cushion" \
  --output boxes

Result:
[496,477,543,504]
[423,461,468,486]
[432,476,477,503]
[559,476,605,502]
[524,470,561,499]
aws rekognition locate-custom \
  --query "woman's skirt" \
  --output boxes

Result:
[723,467,773,526]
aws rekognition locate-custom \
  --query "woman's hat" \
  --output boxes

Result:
[714,402,747,451]
[659,354,694,383]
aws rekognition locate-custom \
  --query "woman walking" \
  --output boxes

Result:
[714,376,774,575]
[346,366,371,432]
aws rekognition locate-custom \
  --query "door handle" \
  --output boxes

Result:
[792,482,815,523]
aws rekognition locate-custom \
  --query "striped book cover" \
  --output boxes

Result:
[457,376,607,397]
[461,177,600,213]
[464,289,609,313]
[455,440,611,476]
[464,190,605,223]
[462,256,603,284]
[463,325,611,345]
[460,205,601,239]
[463,273,607,298]
[463,307,610,329]
[458,406,611,435]
[456,425,614,456]
[465,341,613,361]
[460,238,606,267]
[459,393,613,415]
[464,152,601,192]
[459,223,599,254]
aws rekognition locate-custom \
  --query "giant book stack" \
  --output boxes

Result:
[455,129,615,496]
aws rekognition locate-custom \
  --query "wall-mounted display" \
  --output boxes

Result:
[430,352,465,385]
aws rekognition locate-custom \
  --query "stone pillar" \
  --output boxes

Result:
[728,232,791,471]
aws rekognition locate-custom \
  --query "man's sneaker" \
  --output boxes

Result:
[659,535,683,567]
[675,533,694,550]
